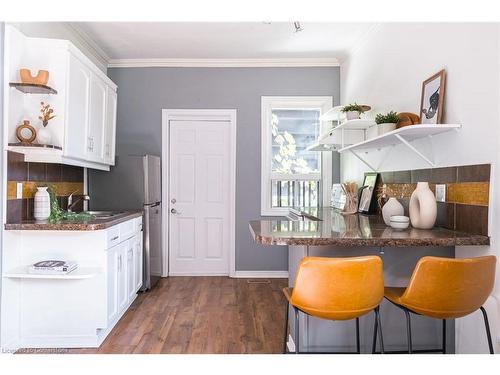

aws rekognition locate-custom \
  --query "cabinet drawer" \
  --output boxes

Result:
[120,220,135,241]
[107,226,120,248]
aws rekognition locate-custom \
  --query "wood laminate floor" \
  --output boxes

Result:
[70,276,288,354]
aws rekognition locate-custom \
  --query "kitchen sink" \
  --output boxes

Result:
[85,211,126,219]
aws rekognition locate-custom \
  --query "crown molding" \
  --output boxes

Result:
[107,57,340,68]
[62,23,111,71]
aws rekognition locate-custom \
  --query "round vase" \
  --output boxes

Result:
[382,197,404,226]
[37,126,51,146]
[409,182,437,229]
[346,111,361,120]
[378,122,397,134]
[34,187,51,221]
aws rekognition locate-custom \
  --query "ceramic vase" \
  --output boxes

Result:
[345,111,361,120]
[34,187,51,221]
[37,125,51,145]
[409,182,437,229]
[382,197,404,226]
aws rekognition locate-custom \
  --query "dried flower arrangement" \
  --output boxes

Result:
[38,102,56,127]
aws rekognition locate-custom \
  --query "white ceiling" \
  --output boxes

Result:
[72,22,377,63]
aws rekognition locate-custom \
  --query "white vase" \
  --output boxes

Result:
[37,126,51,145]
[409,182,437,229]
[367,123,397,139]
[345,111,361,120]
[34,187,51,221]
[382,197,404,226]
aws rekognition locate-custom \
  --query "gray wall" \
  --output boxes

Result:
[90,67,340,271]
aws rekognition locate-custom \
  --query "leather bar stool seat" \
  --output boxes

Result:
[283,256,385,354]
[384,256,496,354]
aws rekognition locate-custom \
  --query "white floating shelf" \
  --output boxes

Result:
[3,267,101,280]
[306,142,340,152]
[334,119,376,131]
[339,124,461,171]
[319,105,343,121]
[6,146,110,171]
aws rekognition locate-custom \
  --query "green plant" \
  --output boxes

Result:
[341,103,366,113]
[375,111,399,125]
[42,184,93,223]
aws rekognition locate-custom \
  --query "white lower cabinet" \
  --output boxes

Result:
[1,216,144,350]
[135,235,144,292]
[106,219,143,329]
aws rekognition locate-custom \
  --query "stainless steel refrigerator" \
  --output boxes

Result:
[89,154,163,291]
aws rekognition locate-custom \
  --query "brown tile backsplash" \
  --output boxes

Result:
[455,204,489,236]
[377,163,491,236]
[6,151,84,222]
[457,164,490,183]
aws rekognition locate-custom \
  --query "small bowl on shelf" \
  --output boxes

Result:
[389,215,410,230]
[20,69,49,85]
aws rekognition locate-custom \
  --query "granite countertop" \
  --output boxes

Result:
[4,210,143,231]
[250,207,490,247]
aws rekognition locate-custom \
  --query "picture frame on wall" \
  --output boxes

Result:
[419,69,446,124]
[358,172,379,214]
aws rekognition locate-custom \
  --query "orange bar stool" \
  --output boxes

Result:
[385,256,496,354]
[283,256,385,354]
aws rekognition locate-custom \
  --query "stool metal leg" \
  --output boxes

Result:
[294,307,300,354]
[404,308,413,354]
[375,306,384,354]
[480,306,494,354]
[283,302,289,354]
[355,317,360,354]
[372,308,378,354]
[442,319,446,354]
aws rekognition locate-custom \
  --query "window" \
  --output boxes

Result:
[261,96,333,216]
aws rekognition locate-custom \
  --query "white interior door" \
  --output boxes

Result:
[169,119,232,275]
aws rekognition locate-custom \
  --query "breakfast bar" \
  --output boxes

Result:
[250,208,490,353]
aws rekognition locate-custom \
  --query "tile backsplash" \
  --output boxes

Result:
[375,164,490,236]
[6,151,85,223]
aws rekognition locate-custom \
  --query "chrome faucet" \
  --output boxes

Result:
[67,192,90,212]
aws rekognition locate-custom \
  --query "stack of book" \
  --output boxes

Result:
[28,260,78,275]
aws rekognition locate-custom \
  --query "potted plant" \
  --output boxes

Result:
[341,103,367,120]
[367,111,399,139]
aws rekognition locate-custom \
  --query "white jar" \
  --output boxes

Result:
[37,126,51,145]
[34,187,51,221]
[382,197,404,226]
[409,182,437,229]
[345,111,361,120]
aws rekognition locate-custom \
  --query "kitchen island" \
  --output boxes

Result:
[250,208,489,353]
[1,211,143,351]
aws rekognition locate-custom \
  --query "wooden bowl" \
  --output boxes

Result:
[19,69,49,85]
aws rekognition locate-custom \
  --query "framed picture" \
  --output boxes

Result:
[358,172,379,214]
[420,69,446,124]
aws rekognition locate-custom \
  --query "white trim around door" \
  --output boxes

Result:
[161,109,237,277]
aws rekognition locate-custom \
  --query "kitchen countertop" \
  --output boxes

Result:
[4,210,143,231]
[250,207,490,247]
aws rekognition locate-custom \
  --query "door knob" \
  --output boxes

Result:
[171,208,179,214]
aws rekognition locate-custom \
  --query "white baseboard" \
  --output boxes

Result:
[168,272,229,276]
[232,271,289,278]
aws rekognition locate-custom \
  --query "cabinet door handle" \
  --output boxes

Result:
[111,235,119,241]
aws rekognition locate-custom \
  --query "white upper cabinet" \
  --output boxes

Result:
[87,74,107,163]
[65,53,91,161]
[4,25,118,171]
[104,87,118,165]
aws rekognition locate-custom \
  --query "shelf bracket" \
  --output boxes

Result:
[348,149,377,172]
[394,134,435,167]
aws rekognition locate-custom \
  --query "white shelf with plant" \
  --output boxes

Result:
[338,124,461,171]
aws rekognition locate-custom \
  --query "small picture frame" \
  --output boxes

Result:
[358,172,379,214]
[420,69,446,124]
